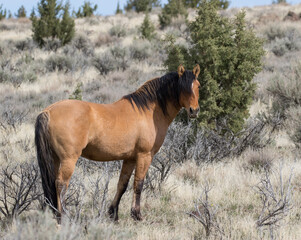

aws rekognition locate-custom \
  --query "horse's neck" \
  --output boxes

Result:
[165,103,181,125]
[153,101,181,127]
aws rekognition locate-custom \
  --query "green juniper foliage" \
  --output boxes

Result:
[272,0,287,3]
[159,0,229,29]
[159,0,187,29]
[140,12,155,40]
[30,8,35,19]
[31,0,75,47]
[16,5,26,18]
[214,0,229,9]
[182,0,200,7]
[182,0,229,8]
[165,0,264,133]
[164,35,185,71]
[116,1,123,14]
[69,82,83,100]
[125,0,161,13]
[0,4,7,20]
[75,1,97,18]
[59,3,75,45]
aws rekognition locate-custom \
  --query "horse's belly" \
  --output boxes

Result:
[81,140,135,161]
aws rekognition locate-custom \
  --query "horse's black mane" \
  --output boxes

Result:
[123,71,196,115]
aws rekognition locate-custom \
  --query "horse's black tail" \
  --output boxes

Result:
[35,111,57,211]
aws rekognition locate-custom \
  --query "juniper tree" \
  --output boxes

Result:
[159,0,229,29]
[30,8,35,19]
[217,0,229,9]
[159,0,187,29]
[0,4,6,21]
[182,0,200,7]
[59,2,75,45]
[272,0,287,3]
[182,0,229,8]
[16,5,26,18]
[75,1,97,18]
[116,1,123,14]
[31,0,75,47]
[165,0,264,132]
[140,12,155,40]
[125,0,161,13]
[164,41,185,71]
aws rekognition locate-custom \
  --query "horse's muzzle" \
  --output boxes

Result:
[189,107,199,118]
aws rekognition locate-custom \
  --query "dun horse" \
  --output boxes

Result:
[35,64,200,222]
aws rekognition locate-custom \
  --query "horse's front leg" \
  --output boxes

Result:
[109,159,135,221]
[131,152,152,221]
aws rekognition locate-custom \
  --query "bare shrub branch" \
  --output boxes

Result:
[191,113,283,163]
[256,163,294,238]
[88,162,112,219]
[187,182,224,238]
[0,107,28,132]
[0,162,42,221]
[62,162,113,223]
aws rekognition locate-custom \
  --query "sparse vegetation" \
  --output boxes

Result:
[93,45,129,75]
[1,2,301,239]
[45,54,73,72]
[129,40,152,60]
[109,24,127,38]
[264,25,301,56]
[267,63,301,147]
[242,148,274,172]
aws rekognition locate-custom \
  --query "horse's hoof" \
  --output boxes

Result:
[108,206,114,218]
[108,206,119,221]
[131,208,143,221]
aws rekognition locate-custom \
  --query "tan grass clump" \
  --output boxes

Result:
[242,148,275,172]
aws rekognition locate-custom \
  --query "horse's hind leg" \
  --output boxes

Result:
[108,160,135,221]
[55,158,77,223]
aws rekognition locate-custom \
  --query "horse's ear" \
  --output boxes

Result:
[177,64,185,77]
[193,64,200,78]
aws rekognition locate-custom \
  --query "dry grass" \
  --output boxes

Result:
[1,3,301,239]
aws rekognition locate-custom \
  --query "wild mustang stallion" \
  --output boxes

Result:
[35,64,200,223]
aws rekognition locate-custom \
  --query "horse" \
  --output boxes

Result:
[35,64,200,223]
